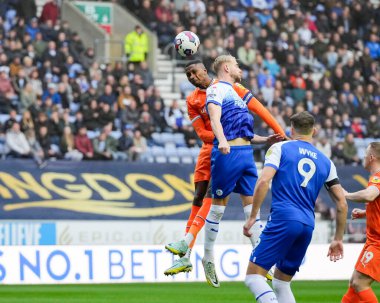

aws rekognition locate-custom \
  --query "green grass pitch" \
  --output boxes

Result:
[0,281,379,302]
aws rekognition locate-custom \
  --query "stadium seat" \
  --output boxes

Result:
[161,132,175,144]
[358,147,366,159]
[110,131,122,140]
[87,130,99,140]
[151,132,162,146]
[173,133,186,147]
[177,147,193,164]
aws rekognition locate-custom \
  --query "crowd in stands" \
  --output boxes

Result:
[0,0,379,167]
[124,0,380,166]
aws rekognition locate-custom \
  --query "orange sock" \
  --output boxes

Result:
[185,205,201,234]
[357,288,378,303]
[342,287,360,303]
[188,197,212,248]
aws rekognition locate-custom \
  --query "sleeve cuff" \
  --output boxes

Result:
[264,163,278,170]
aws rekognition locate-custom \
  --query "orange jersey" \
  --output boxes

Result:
[365,172,380,245]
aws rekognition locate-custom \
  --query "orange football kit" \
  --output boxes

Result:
[355,172,380,282]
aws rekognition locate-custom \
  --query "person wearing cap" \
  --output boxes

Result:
[124,25,149,64]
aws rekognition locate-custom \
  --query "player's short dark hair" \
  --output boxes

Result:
[185,59,203,69]
[369,142,380,158]
[290,111,315,135]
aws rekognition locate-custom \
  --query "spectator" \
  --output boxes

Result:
[37,125,60,159]
[137,0,157,30]
[165,100,187,132]
[118,126,135,161]
[316,137,332,158]
[20,110,35,134]
[24,129,46,168]
[92,130,116,161]
[3,109,18,132]
[131,129,147,161]
[124,25,148,64]
[150,100,169,133]
[183,124,199,148]
[136,61,154,89]
[84,99,101,131]
[60,126,83,161]
[5,122,31,158]
[137,111,155,140]
[0,70,18,112]
[237,40,256,72]
[98,102,115,129]
[39,0,60,26]
[74,126,94,160]
[342,133,361,165]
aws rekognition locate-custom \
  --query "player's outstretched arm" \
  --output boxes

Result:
[247,97,286,137]
[251,134,284,145]
[327,184,348,262]
[243,166,276,237]
[343,186,380,203]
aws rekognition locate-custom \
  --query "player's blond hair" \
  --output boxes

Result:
[212,55,236,75]
[369,142,380,159]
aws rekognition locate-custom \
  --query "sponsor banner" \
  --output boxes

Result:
[0,219,331,246]
[0,222,56,245]
[55,220,254,245]
[0,160,368,220]
[74,1,112,34]
[0,244,362,284]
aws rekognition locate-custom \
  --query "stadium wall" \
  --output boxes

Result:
[61,1,108,60]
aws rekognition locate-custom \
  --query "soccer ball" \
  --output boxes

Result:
[174,31,200,57]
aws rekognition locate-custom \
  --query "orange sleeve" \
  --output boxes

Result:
[247,97,286,137]
[192,118,214,144]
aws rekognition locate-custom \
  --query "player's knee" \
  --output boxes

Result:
[350,279,363,293]
[192,194,203,207]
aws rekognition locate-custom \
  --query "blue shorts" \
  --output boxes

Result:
[211,145,257,198]
[249,220,313,276]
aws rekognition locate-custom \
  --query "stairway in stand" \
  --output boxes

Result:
[153,49,189,111]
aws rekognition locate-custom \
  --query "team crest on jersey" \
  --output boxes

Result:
[370,176,380,184]
[265,147,273,158]
[216,189,223,196]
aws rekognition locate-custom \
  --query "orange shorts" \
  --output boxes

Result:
[355,242,380,282]
[193,143,212,183]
